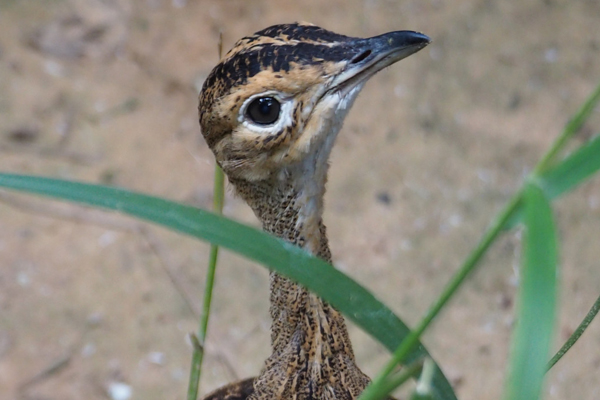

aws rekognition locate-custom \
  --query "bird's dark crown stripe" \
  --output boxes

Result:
[254,23,353,43]
[202,42,356,98]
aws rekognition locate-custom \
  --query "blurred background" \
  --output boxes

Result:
[0,0,599,399]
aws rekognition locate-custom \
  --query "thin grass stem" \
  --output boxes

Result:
[546,293,600,371]
[374,359,425,400]
[187,32,225,400]
[534,82,600,175]
[187,164,225,400]
[414,358,436,399]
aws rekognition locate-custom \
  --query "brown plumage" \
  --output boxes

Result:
[199,22,429,400]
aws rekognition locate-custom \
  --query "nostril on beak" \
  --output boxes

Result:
[351,50,371,64]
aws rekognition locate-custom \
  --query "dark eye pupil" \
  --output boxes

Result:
[247,97,281,125]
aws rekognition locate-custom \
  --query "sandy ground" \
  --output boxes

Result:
[0,0,599,399]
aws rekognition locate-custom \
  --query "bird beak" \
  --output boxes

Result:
[331,31,431,95]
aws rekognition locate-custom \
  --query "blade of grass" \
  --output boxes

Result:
[412,358,436,400]
[502,82,600,231]
[368,358,425,400]
[187,32,225,400]
[534,82,600,175]
[0,173,457,400]
[546,293,600,371]
[187,164,225,400]
[502,132,600,232]
[539,133,600,199]
[504,183,558,400]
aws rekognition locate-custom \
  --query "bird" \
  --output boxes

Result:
[198,22,430,400]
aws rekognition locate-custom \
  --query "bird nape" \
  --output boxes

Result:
[199,22,429,400]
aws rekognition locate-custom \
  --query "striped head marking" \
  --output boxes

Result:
[198,23,430,182]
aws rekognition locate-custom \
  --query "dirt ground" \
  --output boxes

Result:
[0,0,599,399]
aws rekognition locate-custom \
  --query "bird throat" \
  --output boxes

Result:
[229,152,370,400]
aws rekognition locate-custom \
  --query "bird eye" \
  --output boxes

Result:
[246,97,281,125]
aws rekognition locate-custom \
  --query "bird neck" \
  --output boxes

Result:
[229,174,337,317]
[232,168,331,255]
[230,172,368,399]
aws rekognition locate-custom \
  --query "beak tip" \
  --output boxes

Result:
[402,31,432,47]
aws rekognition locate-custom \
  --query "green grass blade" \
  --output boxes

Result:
[188,164,226,400]
[546,293,600,371]
[534,82,600,174]
[0,173,457,400]
[411,358,436,400]
[502,82,600,231]
[366,358,425,400]
[539,134,600,199]
[504,183,558,400]
[502,133,600,231]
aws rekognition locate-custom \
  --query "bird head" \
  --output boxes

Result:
[199,23,430,183]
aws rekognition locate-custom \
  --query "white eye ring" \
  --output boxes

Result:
[239,92,294,134]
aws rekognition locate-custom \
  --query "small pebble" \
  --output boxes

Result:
[148,351,165,365]
[98,231,117,247]
[44,60,65,77]
[376,191,392,205]
[7,126,39,143]
[87,312,104,327]
[81,342,97,357]
[108,382,132,400]
[17,272,30,287]
[171,368,186,381]
[544,47,558,63]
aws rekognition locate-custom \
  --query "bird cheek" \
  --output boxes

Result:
[217,149,271,181]
[291,116,324,156]
[246,125,295,154]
